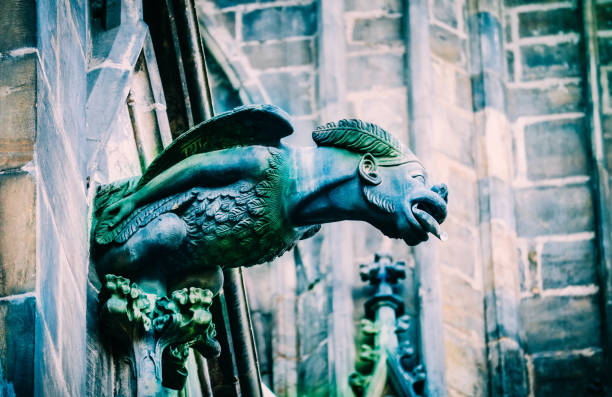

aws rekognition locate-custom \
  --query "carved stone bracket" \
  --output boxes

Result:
[98,274,220,393]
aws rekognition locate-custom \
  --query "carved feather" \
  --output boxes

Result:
[312,119,414,165]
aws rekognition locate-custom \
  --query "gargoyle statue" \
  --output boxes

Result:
[91,104,448,389]
[93,104,447,284]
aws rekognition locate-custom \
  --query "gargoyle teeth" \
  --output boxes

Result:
[412,204,448,241]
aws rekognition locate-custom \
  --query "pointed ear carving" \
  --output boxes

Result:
[359,153,382,185]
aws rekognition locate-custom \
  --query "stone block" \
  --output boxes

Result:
[478,177,515,227]
[597,3,612,31]
[441,270,484,339]
[455,71,473,111]
[521,295,601,353]
[347,53,404,91]
[541,239,597,289]
[533,350,603,397]
[439,220,478,276]
[214,0,255,8]
[471,71,505,112]
[444,330,487,397]
[506,50,515,82]
[0,296,35,396]
[430,24,467,68]
[345,0,402,12]
[216,11,235,38]
[260,71,313,116]
[433,0,458,28]
[433,109,475,168]
[507,82,583,120]
[515,184,594,237]
[352,16,402,44]
[242,39,313,70]
[520,42,581,81]
[518,8,579,38]
[0,0,36,52]
[0,54,36,169]
[598,38,612,65]
[0,172,36,297]
[504,0,564,6]
[468,12,503,74]
[242,3,317,42]
[524,118,588,180]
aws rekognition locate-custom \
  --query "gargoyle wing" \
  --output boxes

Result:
[135,104,293,189]
[94,104,293,246]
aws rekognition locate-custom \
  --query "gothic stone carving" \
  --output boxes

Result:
[92,104,448,390]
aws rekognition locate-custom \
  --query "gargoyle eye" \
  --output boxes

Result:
[412,174,425,184]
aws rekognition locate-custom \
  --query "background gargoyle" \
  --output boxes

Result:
[92,104,448,293]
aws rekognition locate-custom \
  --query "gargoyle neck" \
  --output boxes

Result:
[288,146,369,226]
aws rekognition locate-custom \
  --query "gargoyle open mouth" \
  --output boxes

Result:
[411,201,447,241]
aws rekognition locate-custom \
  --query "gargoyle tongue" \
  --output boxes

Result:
[411,204,448,241]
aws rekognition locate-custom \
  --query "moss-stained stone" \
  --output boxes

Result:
[0,296,35,396]
[520,42,581,81]
[507,82,584,120]
[352,16,403,44]
[541,239,597,289]
[0,54,36,170]
[515,184,594,237]
[532,350,604,397]
[518,8,579,38]
[0,0,36,52]
[242,3,317,42]
[521,295,601,353]
[0,172,36,297]
[524,118,588,180]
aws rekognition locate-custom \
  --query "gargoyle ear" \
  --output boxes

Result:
[359,153,382,185]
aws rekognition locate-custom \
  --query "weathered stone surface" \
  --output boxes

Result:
[521,295,601,353]
[524,118,588,180]
[439,220,477,277]
[347,53,404,91]
[34,315,69,397]
[39,194,62,343]
[507,82,583,120]
[0,0,36,52]
[532,350,604,397]
[430,24,467,68]
[297,339,330,397]
[0,296,35,396]
[37,85,88,286]
[518,8,579,38]
[478,177,514,226]
[242,39,313,69]
[471,71,505,112]
[597,3,612,30]
[297,281,328,357]
[37,0,59,97]
[0,172,36,297]
[597,37,612,65]
[441,270,484,339]
[242,4,317,42]
[352,16,402,44]
[444,329,487,397]
[345,0,401,12]
[214,0,255,7]
[433,0,459,28]
[433,112,475,168]
[259,71,313,116]
[515,184,594,237]
[541,239,597,289]
[520,42,581,81]
[468,12,503,74]
[504,0,563,6]
[0,54,36,169]
[86,282,113,397]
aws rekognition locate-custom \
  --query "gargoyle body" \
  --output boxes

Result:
[92,105,448,291]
